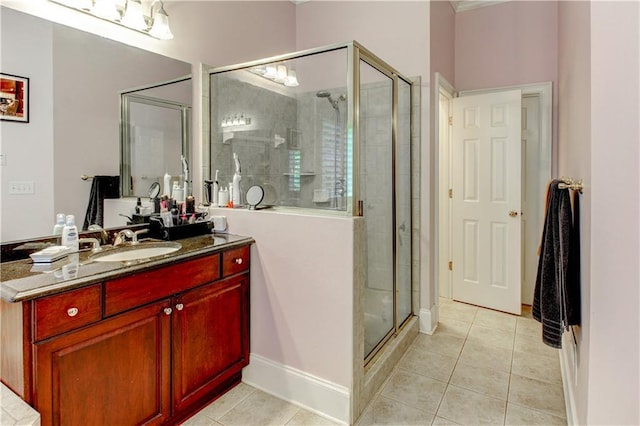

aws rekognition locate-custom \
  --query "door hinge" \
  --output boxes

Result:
[448,261,453,271]
[449,188,453,199]
[357,200,364,217]
[448,116,453,126]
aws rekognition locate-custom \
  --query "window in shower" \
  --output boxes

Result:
[288,150,301,192]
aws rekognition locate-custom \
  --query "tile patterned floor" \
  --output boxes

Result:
[183,299,567,426]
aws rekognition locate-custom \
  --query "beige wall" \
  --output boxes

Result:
[588,1,639,423]
[430,0,456,86]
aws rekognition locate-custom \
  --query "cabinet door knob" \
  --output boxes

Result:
[67,307,79,317]
[175,303,184,311]
[163,307,173,315]
[235,258,243,265]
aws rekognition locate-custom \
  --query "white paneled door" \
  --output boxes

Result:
[451,90,522,315]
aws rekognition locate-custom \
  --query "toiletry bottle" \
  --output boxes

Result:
[173,181,184,203]
[228,182,234,208]
[171,201,179,226]
[185,195,195,213]
[218,187,229,207]
[212,170,219,207]
[232,153,242,207]
[61,214,79,252]
[135,197,142,214]
[52,213,66,235]
[164,173,171,197]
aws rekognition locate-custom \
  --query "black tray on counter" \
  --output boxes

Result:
[149,217,214,241]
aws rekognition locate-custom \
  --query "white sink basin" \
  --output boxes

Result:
[91,242,181,262]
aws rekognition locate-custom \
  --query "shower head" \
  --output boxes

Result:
[316,91,345,110]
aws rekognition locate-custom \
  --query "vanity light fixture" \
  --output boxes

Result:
[284,69,299,87]
[221,114,251,128]
[91,0,120,20]
[49,0,175,40]
[250,64,299,87]
[148,1,174,40]
[120,0,147,31]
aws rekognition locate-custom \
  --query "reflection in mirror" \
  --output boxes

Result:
[209,47,349,211]
[0,7,191,242]
[120,77,192,198]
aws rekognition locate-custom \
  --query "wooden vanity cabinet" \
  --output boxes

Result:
[33,299,172,426]
[172,274,249,415]
[17,245,250,426]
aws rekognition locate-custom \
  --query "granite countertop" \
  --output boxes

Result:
[0,233,254,303]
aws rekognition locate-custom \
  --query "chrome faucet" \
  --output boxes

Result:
[114,228,149,245]
[78,237,101,252]
[114,229,135,246]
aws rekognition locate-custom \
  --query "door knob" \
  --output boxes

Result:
[508,210,519,217]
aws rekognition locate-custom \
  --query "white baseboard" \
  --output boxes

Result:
[419,306,438,335]
[559,335,579,425]
[242,354,350,425]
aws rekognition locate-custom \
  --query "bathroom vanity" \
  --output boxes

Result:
[0,233,253,426]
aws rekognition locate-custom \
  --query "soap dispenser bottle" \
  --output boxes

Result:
[232,153,242,207]
[52,213,66,235]
[61,214,79,252]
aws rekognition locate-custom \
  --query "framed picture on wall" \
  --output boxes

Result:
[0,73,29,123]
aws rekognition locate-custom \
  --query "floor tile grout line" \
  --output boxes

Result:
[432,312,471,421]
[211,385,258,423]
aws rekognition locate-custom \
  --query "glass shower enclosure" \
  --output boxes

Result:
[208,41,414,362]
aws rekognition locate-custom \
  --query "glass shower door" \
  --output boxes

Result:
[360,60,394,359]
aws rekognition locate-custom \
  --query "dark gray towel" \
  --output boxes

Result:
[83,176,120,230]
[533,180,573,348]
[566,189,581,326]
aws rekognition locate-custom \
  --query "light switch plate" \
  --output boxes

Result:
[9,181,35,194]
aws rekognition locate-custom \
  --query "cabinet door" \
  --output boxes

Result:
[172,274,249,414]
[34,301,172,426]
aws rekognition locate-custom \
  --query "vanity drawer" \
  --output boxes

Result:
[222,246,250,277]
[34,284,102,341]
[104,254,220,316]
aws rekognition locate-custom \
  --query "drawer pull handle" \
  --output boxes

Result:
[163,307,173,316]
[176,303,184,311]
[234,258,243,265]
[67,307,79,317]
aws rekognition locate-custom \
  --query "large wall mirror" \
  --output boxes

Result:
[0,7,191,241]
[120,78,192,198]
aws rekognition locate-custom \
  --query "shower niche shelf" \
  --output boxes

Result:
[282,172,316,176]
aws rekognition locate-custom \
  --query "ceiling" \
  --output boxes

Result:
[289,1,510,13]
